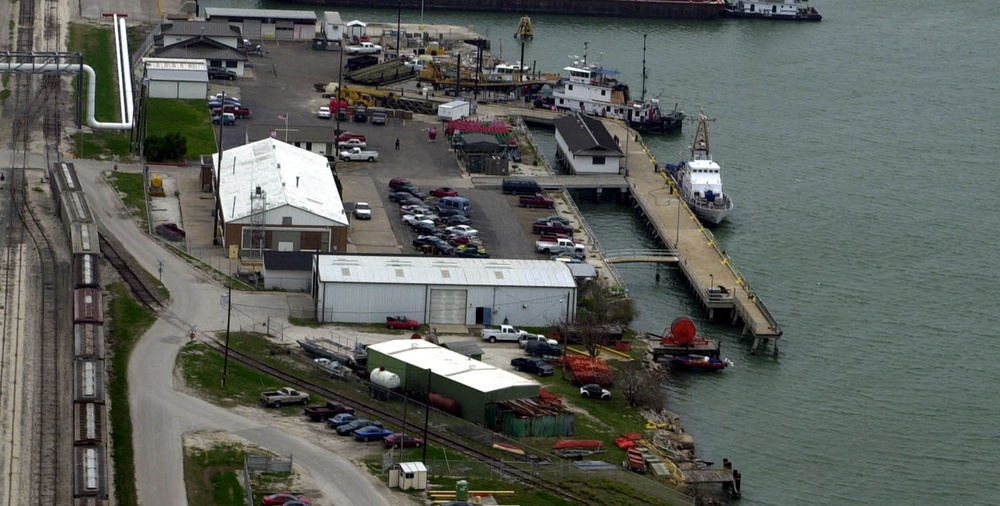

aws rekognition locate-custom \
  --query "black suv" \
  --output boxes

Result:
[511,357,554,376]
[207,66,237,80]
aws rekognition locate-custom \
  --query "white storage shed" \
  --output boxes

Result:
[142,58,208,99]
[389,462,427,490]
[312,256,577,326]
[438,100,470,121]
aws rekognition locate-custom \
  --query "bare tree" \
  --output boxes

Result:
[614,359,668,410]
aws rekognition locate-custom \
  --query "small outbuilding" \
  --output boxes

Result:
[346,20,367,43]
[323,12,344,44]
[553,112,623,175]
[141,58,207,99]
[388,462,427,491]
[205,7,318,40]
[262,251,314,291]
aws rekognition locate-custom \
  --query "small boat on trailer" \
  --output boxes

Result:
[670,354,731,371]
[723,0,822,21]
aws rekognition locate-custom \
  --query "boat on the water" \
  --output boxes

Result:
[549,40,684,135]
[670,354,731,371]
[723,0,822,21]
[665,113,734,225]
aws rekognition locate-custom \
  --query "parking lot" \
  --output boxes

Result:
[209,42,570,260]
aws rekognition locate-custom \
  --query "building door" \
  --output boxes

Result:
[474,307,492,325]
[429,289,467,324]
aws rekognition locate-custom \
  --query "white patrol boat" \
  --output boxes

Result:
[666,114,734,225]
[724,0,822,21]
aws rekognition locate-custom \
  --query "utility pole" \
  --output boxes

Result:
[221,282,233,387]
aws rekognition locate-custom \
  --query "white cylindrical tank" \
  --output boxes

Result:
[370,367,401,390]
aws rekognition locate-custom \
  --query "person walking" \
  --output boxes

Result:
[395,138,400,150]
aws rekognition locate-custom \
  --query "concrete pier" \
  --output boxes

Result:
[601,120,783,353]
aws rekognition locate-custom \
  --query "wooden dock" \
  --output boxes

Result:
[602,119,783,353]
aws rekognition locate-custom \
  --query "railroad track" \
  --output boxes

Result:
[99,234,161,312]
[199,339,590,504]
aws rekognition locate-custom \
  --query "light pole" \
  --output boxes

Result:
[336,45,344,134]
[396,0,402,61]
[221,282,233,387]
[675,197,681,249]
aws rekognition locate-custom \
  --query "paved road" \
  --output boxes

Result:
[17,154,400,506]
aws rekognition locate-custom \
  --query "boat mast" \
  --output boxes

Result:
[641,33,647,102]
[691,112,713,160]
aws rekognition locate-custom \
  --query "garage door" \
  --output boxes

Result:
[429,289,467,324]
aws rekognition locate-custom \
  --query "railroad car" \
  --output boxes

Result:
[74,360,105,404]
[61,191,94,227]
[74,323,105,360]
[74,287,103,324]
[50,161,82,201]
[73,402,106,446]
[73,446,108,498]
[71,222,100,257]
[75,253,100,289]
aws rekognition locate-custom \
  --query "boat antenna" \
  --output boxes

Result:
[641,34,648,102]
[583,41,588,66]
[691,109,716,159]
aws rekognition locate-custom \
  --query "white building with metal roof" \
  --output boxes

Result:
[366,339,541,425]
[141,58,208,99]
[313,256,577,326]
[205,7,319,41]
[214,137,349,256]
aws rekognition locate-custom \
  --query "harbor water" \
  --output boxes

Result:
[207,1,1000,503]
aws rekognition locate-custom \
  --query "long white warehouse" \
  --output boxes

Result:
[312,256,578,326]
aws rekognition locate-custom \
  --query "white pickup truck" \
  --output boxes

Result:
[481,324,534,343]
[346,42,383,55]
[535,237,586,255]
[339,147,380,162]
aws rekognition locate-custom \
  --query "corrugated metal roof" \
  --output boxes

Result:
[215,137,347,225]
[316,256,577,288]
[205,7,318,21]
[369,340,539,393]
[143,57,207,71]
[160,20,241,38]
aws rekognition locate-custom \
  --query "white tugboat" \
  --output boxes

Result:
[550,39,684,134]
[666,113,734,226]
[723,0,822,21]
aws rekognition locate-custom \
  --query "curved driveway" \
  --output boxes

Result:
[68,158,397,506]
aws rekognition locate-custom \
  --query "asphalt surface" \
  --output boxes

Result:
[221,42,551,260]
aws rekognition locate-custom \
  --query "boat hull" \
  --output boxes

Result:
[671,355,728,370]
[631,111,686,135]
[691,203,732,226]
[281,0,727,20]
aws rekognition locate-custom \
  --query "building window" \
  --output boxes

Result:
[282,216,292,225]
[593,156,606,165]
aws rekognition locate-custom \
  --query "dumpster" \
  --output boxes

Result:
[312,38,328,51]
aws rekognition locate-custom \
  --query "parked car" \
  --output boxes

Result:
[384,433,424,448]
[412,221,439,236]
[390,192,420,204]
[336,419,381,436]
[403,213,439,226]
[444,215,472,227]
[388,177,412,191]
[209,93,240,104]
[371,108,387,125]
[519,193,556,209]
[211,105,251,118]
[386,316,420,330]
[417,237,454,255]
[303,401,355,422]
[430,187,459,198]
[397,185,427,200]
[354,425,395,442]
[445,225,478,238]
[337,138,367,149]
[534,215,571,226]
[337,131,367,143]
[211,113,236,126]
[532,221,574,236]
[413,235,442,249]
[317,106,332,119]
[325,412,358,429]
[207,66,237,80]
[353,107,368,122]
[446,234,473,246]
[353,202,372,220]
[262,493,312,505]
[400,204,432,215]
[510,357,554,376]
[455,244,489,258]
[580,383,612,400]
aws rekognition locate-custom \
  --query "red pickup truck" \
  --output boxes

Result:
[211,105,251,118]
[519,193,555,209]
[532,221,575,235]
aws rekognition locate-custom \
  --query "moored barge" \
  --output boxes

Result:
[281,0,727,20]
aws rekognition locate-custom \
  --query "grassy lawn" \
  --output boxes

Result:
[107,172,148,223]
[178,340,296,409]
[106,283,158,506]
[67,23,217,162]
[184,443,300,506]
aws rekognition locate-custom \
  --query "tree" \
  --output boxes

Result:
[568,277,637,357]
[614,359,668,410]
[144,132,188,162]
